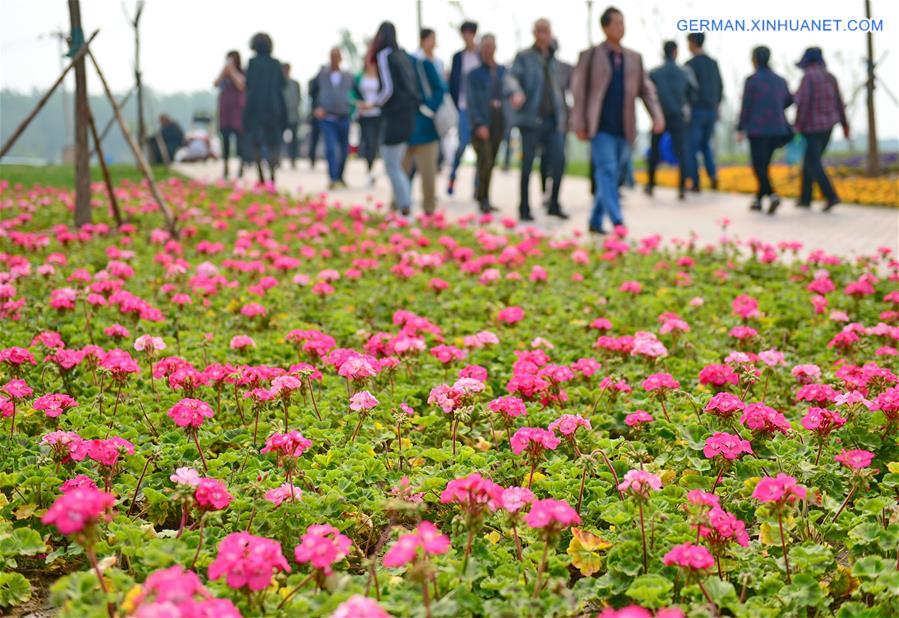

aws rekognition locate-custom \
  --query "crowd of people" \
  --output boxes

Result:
[211,6,850,233]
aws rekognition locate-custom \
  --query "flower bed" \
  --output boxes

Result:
[1,177,898,617]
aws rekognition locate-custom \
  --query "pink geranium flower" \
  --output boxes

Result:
[293,524,352,575]
[194,477,233,511]
[383,521,450,568]
[703,432,753,461]
[618,470,662,499]
[625,410,654,428]
[208,532,291,591]
[523,498,580,531]
[167,398,215,429]
[42,487,116,536]
[834,449,875,470]
[752,473,806,504]
[33,393,78,418]
[663,542,715,570]
[349,390,379,411]
[265,483,303,507]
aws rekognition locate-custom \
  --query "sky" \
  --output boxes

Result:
[1,0,898,138]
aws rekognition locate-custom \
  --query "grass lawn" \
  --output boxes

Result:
[0,164,182,187]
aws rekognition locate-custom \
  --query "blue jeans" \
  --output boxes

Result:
[689,107,718,186]
[449,109,471,182]
[321,116,350,182]
[590,131,629,230]
[381,143,411,211]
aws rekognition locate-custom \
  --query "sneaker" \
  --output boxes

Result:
[547,208,569,220]
[795,200,811,208]
[767,194,781,215]
[588,225,607,235]
[749,199,762,212]
[644,185,653,196]
[520,212,535,222]
[400,207,411,217]
[368,174,376,187]
[328,181,338,191]
[822,198,840,212]
[711,178,719,190]
[446,179,455,195]
[677,190,685,201]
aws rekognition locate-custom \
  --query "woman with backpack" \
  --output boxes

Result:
[358,22,420,216]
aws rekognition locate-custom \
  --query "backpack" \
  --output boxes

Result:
[414,56,458,137]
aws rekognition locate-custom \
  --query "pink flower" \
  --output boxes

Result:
[261,431,313,459]
[625,410,654,427]
[70,437,135,467]
[618,470,662,498]
[497,306,525,325]
[698,364,740,388]
[834,449,875,470]
[430,344,467,365]
[130,565,241,618]
[331,595,391,618]
[732,294,760,319]
[704,392,745,418]
[134,335,166,352]
[703,432,753,461]
[741,403,791,435]
[41,487,116,535]
[383,521,450,568]
[752,473,807,504]
[620,280,642,294]
[792,364,822,384]
[663,542,715,570]
[642,373,680,392]
[510,427,560,456]
[265,483,303,506]
[167,398,214,429]
[523,498,580,531]
[33,393,78,418]
[194,477,233,511]
[440,473,504,511]
[170,467,202,487]
[349,390,379,411]
[229,335,256,350]
[548,414,591,437]
[294,524,353,574]
[60,475,98,494]
[488,396,528,421]
[500,486,535,513]
[801,407,846,437]
[2,379,32,400]
[208,532,291,591]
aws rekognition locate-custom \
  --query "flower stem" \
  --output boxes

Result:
[85,545,114,618]
[777,510,792,583]
[127,454,154,516]
[511,523,528,585]
[350,413,365,442]
[830,484,857,523]
[639,501,649,574]
[276,571,315,610]
[189,515,205,569]
[307,378,322,421]
[532,539,551,597]
[193,432,208,472]
[576,466,589,514]
[814,440,824,466]
[527,460,537,489]
[698,579,718,614]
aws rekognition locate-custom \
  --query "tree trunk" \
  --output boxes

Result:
[68,0,91,227]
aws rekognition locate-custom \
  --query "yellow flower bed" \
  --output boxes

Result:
[634,164,899,207]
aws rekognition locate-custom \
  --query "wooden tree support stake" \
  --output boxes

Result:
[86,49,177,236]
[87,106,123,227]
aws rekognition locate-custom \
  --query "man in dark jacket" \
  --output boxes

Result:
[685,32,722,192]
[307,72,321,168]
[647,41,695,198]
[467,34,508,213]
[508,18,569,221]
[314,48,355,189]
[243,32,286,184]
[447,21,480,196]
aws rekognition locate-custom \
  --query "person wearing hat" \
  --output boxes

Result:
[736,46,793,214]
[793,47,849,212]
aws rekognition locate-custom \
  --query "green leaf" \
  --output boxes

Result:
[625,573,674,609]
[0,572,31,608]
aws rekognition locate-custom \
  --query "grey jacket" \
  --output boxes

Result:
[315,69,354,118]
[649,59,695,118]
[507,46,566,132]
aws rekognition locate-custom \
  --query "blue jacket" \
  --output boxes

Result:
[649,59,694,118]
[508,46,566,132]
[738,68,793,137]
[410,56,446,145]
[448,50,465,107]
[466,63,510,129]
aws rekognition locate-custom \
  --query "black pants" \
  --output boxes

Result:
[519,115,563,216]
[285,122,300,165]
[648,113,687,191]
[473,108,504,204]
[359,116,382,171]
[748,136,780,198]
[307,117,320,165]
[801,130,837,203]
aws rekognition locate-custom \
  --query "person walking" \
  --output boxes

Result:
[415,28,445,79]
[647,41,694,199]
[507,18,569,222]
[361,21,420,216]
[404,41,447,215]
[243,32,286,185]
[571,7,664,234]
[737,46,793,214]
[447,21,480,196]
[467,34,508,214]
[685,32,723,192]
[355,53,383,185]
[793,47,849,212]
[307,71,322,168]
[282,63,301,169]
[214,50,245,179]
[314,48,354,189]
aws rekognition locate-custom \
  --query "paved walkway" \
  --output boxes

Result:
[175,158,898,258]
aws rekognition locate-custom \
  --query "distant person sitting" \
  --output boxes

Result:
[180,113,213,162]
[148,114,184,164]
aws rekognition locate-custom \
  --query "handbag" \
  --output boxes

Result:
[415,58,458,137]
